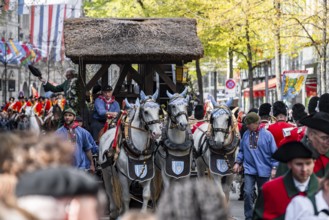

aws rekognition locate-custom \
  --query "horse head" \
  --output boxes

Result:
[139,90,162,140]
[209,105,232,148]
[166,87,189,131]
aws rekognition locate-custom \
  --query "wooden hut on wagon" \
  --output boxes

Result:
[63,17,204,120]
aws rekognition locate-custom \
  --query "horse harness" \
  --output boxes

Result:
[195,106,240,172]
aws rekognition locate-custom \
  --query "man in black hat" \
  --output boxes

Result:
[16,166,105,220]
[299,112,329,177]
[90,85,120,142]
[268,101,295,147]
[258,103,272,129]
[233,112,278,220]
[253,141,318,220]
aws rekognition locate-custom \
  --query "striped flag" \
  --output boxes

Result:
[29,2,81,63]
[18,0,30,15]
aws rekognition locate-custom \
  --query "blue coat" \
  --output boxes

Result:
[92,97,120,121]
[236,128,278,177]
[56,126,98,169]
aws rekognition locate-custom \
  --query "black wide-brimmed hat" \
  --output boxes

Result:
[16,167,99,198]
[28,65,42,78]
[300,112,329,135]
[273,141,316,163]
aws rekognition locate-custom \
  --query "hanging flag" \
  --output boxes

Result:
[7,39,26,62]
[282,70,308,100]
[29,3,81,62]
[18,0,30,15]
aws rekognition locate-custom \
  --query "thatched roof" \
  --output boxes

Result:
[64,18,204,64]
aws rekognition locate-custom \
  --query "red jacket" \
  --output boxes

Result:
[268,121,295,147]
[253,171,319,220]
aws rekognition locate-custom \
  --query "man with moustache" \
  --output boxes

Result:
[56,108,97,173]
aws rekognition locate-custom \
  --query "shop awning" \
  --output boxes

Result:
[243,78,277,98]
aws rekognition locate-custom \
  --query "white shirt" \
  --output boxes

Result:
[285,190,329,220]
[293,177,310,192]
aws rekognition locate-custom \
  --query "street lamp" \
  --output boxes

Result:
[176,65,188,84]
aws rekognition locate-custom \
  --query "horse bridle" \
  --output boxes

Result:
[139,98,161,131]
[167,96,188,125]
[209,106,232,139]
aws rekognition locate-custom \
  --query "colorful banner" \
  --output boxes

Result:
[282,70,308,100]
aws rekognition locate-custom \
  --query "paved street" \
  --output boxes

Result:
[229,190,244,220]
[100,184,244,220]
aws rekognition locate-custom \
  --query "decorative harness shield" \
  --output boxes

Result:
[161,124,193,179]
[127,156,155,182]
[121,99,159,182]
[197,105,240,176]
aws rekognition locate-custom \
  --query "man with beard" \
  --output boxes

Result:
[56,108,97,173]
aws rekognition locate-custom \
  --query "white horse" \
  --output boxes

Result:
[156,87,193,189]
[99,90,162,218]
[17,106,42,136]
[193,96,240,201]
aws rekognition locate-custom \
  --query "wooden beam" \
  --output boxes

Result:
[78,62,89,128]
[153,64,177,92]
[85,64,110,91]
[113,64,129,95]
[127,65,143,85]
[144,64,154,95]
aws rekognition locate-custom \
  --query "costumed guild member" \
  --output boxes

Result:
[268,101,295,147]
[232,112,278,220]
[10,92,25,113]
[90,85,120,142]
[240,108,258,140]
[33,96,45,117]
[277,112,329,178]
[30,66,78,112]
[3,97,15,112]
[286,170,329,219]
[308,96,319,114]
[253,141,318,220]
[56,108,97,173]
[258,103,272,129]
[191,104,205,134]
[275,103,308,177]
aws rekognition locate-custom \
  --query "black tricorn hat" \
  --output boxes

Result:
[28,65,42,78]
[300,112,329,135]
[273,141,316,163]
[273,101,287,117]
